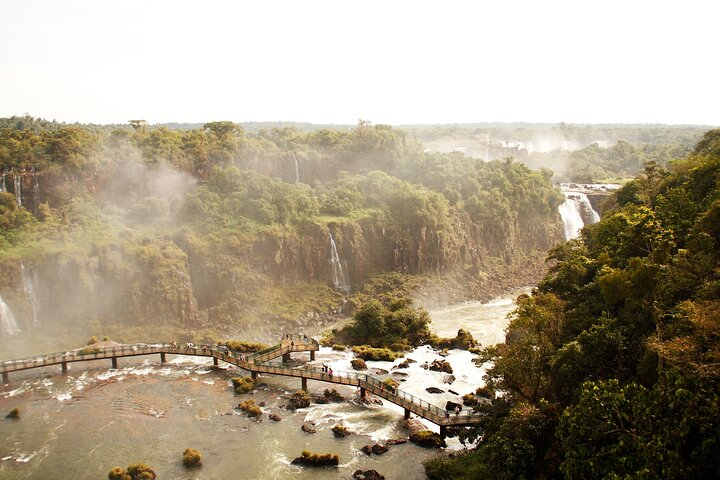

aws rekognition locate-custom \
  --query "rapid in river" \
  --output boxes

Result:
[0,288,530,479]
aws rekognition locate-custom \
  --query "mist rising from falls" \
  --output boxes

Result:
[558,189,600,240]
[21,261,39,325]
[0,294,20,336]
[329,233,350,293]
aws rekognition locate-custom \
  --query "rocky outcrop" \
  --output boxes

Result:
[353,469,385,480]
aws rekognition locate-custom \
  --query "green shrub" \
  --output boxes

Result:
[77,346,101,355]
[6,408,20,419]
[351,345,402,361]
[382,378,399,391]
[332,344,346,351]
[291,450,340,467]
[238,399,262,417]
[109,463,156,480]
[409,430,446,448]
[231,376,255,394]
[182,448,202,468]
[87,336,99,345]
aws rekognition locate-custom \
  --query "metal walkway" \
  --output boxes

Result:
[1,334,481,432]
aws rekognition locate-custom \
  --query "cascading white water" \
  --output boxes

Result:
[0,294,20,336]
[14,174,22,206]
[21,261,39,324]
[1,172,6,192]
[329,233,350,293]
[558,189,600,240]
[294,156,300,183]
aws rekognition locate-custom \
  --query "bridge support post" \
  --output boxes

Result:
[111,357,118,369]
[310,350,315,361]
[160,353,166,364]
[2,372,8,384]
[282,352,290,363]
[61,361,68,373]
[360,387,366,398]
[251,371,258,380]
[301,378,307,391]
[404,408,411,420]
[439,425,447,439]
[213,357,219,366]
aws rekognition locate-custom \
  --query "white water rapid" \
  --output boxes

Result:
[0,294,20,336]
[0,289,527,479]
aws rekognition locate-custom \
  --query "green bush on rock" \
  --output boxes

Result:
[352,345,402,361]
[108,463,156,480]
[291,450,340,467]
[231,376,255,394]
[182,448,202,468]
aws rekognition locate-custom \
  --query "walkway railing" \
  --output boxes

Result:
[0,336,481,426]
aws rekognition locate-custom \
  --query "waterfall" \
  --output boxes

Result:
[21,261,39,325]
[0,294,20,336]
[329,234,350,293]
[558,190,600,240]
[14,174,22,206]
[294,156,300,183]
[1,172,5,192]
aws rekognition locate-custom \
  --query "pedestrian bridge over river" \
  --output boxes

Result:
[1,335,481,436]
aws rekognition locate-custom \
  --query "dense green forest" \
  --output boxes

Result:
[425,130,720,479]
[0,116,564,350]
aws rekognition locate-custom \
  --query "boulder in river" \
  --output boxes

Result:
[302,421,317,434]
[426,387,444,394]
[353,469,385,480]
[429,360,453,374]
[351,358,367,370]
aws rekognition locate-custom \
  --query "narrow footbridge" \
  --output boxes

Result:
[1,335,481,435]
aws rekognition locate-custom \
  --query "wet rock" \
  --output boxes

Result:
[426,387,444,394]
[448,389,459,395]
[429,360,453,374]
[291,451,339,467]
[392,371,408,377]
[445,400,462,412]
[302,421,317,434]
[331,424,351,437]
[442,374,456,384]
[351,358,367,370]
[361,444,373,455]
[5,408,19,419]
[353,469,385,480]
[409,430,447,449]
[258,401,266,407]
[385,438,407,445]
[403,418,426,434]
[286,391,311,410]
[394,359,410,369]
[269,413,282,421]
[371,444,389,455]
[373,368,388,375]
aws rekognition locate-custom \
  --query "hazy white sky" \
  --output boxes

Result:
[1,0,717,126]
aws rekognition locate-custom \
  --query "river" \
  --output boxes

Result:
[0,288,529,479]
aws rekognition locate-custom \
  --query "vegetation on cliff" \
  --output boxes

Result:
[1,117,564,345]
[425,129,720,479]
